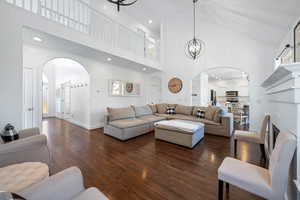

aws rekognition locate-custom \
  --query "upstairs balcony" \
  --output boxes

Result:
[4,0,161,70]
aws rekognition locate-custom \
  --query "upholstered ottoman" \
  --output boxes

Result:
[154,120,204,148]
[0,162,49,193]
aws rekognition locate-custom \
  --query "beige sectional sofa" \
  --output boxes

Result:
[104,104,233,141]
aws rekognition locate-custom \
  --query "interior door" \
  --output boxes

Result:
[23,68,34,129]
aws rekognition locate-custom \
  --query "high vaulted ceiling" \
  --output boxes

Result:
[118,0,300,46]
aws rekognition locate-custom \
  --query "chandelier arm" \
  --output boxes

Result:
[119,0,138,6]
[107,0,118,4]
[106,0,137,5]
[107,0,137,11]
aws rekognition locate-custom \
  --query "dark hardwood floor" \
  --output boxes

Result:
[42,118,263,200]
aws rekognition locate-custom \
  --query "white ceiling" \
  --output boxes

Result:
[118,0,300,46]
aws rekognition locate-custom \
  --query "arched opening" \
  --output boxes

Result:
[42,58,90,127]
[192,67,250,127]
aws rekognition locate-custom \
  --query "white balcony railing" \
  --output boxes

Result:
[5,0,160,62]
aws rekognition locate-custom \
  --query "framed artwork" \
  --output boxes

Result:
[168,77,183,94]
[294,20,300,62]
[109,80,141,96]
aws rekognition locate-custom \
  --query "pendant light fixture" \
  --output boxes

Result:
[185,0,205,60]
[107,0,138,12]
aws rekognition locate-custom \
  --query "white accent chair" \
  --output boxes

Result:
[0,128,51,168]
[218,131,297,200]
[234,115,270,159]
[21,167,108,200]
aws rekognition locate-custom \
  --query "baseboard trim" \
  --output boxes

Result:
[89,124,104,130]
[65,119,104,130]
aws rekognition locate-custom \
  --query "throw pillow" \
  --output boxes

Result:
[166,107,176,115]
[192,106,207,116]
[196,109,206,119]
[213,108,222,123]
[205,106,216,121]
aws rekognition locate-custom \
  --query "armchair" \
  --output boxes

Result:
[0,128,50,168]
[19,128,41,139]
[20,167,108,200]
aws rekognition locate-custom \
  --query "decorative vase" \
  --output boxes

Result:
[1,123,19,143]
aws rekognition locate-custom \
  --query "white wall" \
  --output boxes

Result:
[161,15,276,130]
[23,44,153,129]
[0,3,23,129]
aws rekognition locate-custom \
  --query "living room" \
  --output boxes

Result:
[0,0,300,200]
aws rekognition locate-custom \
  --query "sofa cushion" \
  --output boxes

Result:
[157,104,168,114]
[132,105,153,117]
[109,118,146,129]
[155,113,171,118]
[138,115,166,123]
[107,107,135,121]
[148,104,157,113]
[175,105,194,115]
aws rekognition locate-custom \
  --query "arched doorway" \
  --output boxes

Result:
[192,67,250,126]
[42,58,90,127]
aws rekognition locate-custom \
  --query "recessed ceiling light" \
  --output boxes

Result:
[148,20,153,24]
[33,37,42,42]
[107,57,112,61]
[142,67,147,71]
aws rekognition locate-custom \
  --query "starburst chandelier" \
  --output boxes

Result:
[107,0,138,12]
[185,0,205,60]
